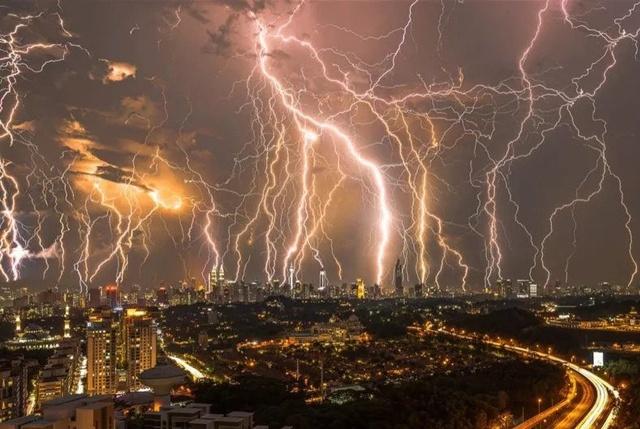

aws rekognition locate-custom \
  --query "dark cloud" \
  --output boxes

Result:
[203,14,239,56]
[182,3,210,24]
[75,164,148,191]
[4,0,640,290]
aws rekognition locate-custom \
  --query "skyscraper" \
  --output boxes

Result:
[355,278,366,299]
[319,267,328,291]
[0,358,36,421]
[86,309,117,395]
[104,285,118,309]
[208,264,225,301]
[288,263,295,292]
[88,287,102,307]
[122,308,157,392]
[63,305,71,339]
[394,259,403,297]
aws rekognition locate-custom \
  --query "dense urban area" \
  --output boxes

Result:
[0,277,639,428]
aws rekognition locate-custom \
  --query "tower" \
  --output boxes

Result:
[319,267,328,291]
[394,258,403,297]
[208,264,225,300]
[63,305,71,338]
[288,263,295,291]
[14,313,22,339]
[356,278,366,299]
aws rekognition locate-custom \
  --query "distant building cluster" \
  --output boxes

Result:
[287,314,365,344]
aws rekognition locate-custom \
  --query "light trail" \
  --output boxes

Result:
[166,354,207,381]
[433,326,619,429]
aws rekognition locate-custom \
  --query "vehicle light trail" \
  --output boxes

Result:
[166,354,207,381]
[433,326,619,428]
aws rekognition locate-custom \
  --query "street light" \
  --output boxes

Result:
[536,398,543,429]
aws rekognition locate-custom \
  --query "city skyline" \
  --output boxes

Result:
[1,1,640,293]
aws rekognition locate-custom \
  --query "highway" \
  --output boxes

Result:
[166,354,208,380]
[431,327,619,429]
[553,370,594,429]
[513,372,579,429]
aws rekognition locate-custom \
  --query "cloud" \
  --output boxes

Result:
[183,3,210,24]
[212,0,267,13]
[95,60,137,84]
[76,164,149,191]
[203,14,239,56]
[202,0,269,56]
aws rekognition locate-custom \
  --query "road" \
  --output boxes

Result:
[553,371,595,429]
[430,327,619,429]
[514,371,579,429]
[166,354,208,380]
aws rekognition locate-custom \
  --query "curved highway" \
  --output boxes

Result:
[430,327,619,429]
[514,372,579,429]
[553,370,594,429]
[166,354,208,380]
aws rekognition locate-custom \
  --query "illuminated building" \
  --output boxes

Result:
[495,278,514,298]
[529,283,538,298]
[14,314,21,339]
[86,310,117,395]
[36,340,80,407]
[0,395,115,429]
[319,268,328,291]
[240,282,249,303]
[0,358,37,422]
[139,403,255,429]
[290,314,364,344]
[355,279,366,299]
[63,305,71,339]
[4,313,62,351]
[394,259,403,297]
[516,279,531,298]
[122,308,157,392]
[104,285,118,309]
[208,265,225,301]
[156,287,168,306]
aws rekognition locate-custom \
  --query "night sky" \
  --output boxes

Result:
[2,0,640,291]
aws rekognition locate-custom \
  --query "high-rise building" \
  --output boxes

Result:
[121,309,157,392]
[208,265,225,301]
[63,305,71,339]
[529,283,538,298]
[36,340,80,407]
[355,279,366,299]
[88,288,102,308]
[0,358,37,422]
[86,310,117,395]
[516,279,532,298]
[394,259,403,297]
[104,286,118,309]
[319,268,328,291]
